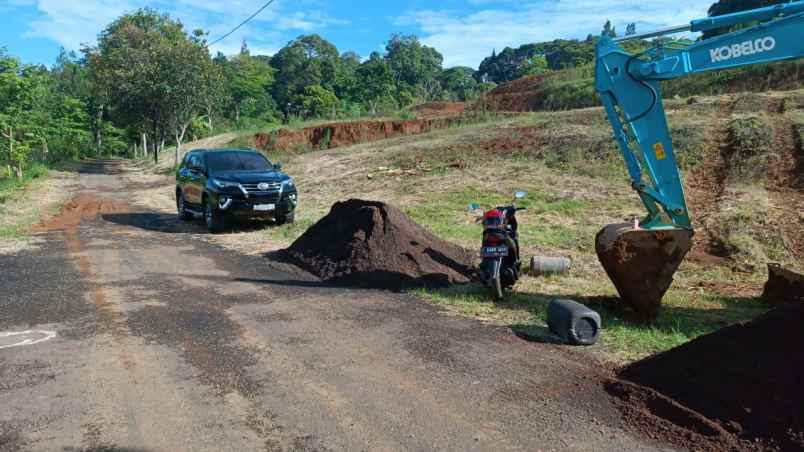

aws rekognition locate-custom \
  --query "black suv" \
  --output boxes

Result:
[176,149,298,232]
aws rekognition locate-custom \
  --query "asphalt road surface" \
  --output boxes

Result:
[0,161,673,452]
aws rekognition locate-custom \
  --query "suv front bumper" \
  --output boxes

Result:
[210,190,297,218]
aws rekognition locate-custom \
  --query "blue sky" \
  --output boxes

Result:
[1,0,711,69]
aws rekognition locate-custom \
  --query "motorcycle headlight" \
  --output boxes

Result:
[211,178,239,189]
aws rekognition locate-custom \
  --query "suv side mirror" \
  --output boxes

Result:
[273,163,283,171]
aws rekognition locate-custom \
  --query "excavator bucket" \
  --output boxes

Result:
[595,223,693,320]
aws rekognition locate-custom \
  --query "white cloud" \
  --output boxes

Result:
[398,0,709,68]
[19,0,347,57]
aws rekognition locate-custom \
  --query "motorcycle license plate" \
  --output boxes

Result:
[253,204,275,211]
[480,246,508,258]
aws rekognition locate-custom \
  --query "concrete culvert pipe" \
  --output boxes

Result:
[529,256,572,275]
[547,299,601,346]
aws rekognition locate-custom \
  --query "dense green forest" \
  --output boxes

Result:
[0,0,799,178]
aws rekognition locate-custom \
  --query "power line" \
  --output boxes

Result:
[208,0,277,47]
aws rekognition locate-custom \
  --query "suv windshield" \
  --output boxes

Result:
[206,151,272,172]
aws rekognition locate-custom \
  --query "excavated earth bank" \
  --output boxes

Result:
[255,116,472,152]
[283,199,475,290]
[617,303,804,450]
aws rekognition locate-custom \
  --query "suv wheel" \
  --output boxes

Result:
[177,191,193,221]
[204,197,226,233]
[276,212,295,225]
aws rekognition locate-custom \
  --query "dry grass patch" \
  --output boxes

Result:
[0,169,79,254]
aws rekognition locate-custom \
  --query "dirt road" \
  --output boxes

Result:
[0,161,672,451]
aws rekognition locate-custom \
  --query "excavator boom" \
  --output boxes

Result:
[594,1,804,319]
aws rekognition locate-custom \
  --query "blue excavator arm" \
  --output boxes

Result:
[595,1,804,231]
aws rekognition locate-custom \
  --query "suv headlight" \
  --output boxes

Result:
[211,178,240,189]
[282,179,295,189]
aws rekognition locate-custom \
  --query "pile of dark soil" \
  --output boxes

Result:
[616,303,804,450]
[284,199,475,290]
[762,263,804,305]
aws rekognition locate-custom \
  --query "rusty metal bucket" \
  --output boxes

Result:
[595,223,693,320]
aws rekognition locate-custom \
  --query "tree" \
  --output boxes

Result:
[0,52,35,177]
[335,51,361,101]
[384,34,443,104]
[163,30,213,164]
[626,23,637,36]
[224,51,274,122]
[271,35,341,115]
[87,8,217,163]
[298,85,338,118]
[439,67,478,101]
[354,52,396,114]
[199,54,227,131]
[602,20,617,38]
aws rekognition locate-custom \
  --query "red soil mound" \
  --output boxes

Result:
[254,117,469,153]
[617,303,804,450]
[284,199,475,290]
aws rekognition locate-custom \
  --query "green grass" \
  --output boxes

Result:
[404,185,592,249]
[415,281,769,362]
[0,163,50,239]
[0,163,48,205]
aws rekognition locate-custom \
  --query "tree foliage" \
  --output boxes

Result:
[2,0,796,176]
[271,34,341,114]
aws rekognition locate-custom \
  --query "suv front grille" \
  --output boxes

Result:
[241,182,282,194]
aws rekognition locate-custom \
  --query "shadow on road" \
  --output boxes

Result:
[102,212,204,234]
[103,212,281,234]
[233,276,344,289]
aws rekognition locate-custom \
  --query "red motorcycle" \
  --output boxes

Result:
[469,191,527,300]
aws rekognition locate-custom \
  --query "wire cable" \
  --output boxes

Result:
[207,0,277,47]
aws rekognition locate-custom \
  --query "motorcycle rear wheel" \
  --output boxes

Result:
[491,273,504,301]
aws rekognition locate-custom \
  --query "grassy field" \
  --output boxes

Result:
[143,89,803,363]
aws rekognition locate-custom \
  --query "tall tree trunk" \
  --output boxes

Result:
[141,133,148,161]
[174,122,189,167]
[151,121,159,165]
[95,104,104,157]
[4,126,20,179]
[42,138,48,162]
[206,105,214,131]
[235,104,240,123]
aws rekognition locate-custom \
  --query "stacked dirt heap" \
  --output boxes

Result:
[618,303,804,449]
[285,199,475,290]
